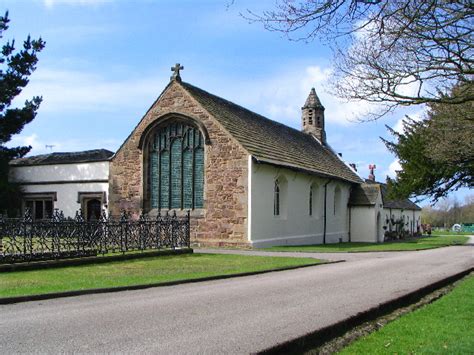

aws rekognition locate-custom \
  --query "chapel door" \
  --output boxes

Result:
[86,199,102,221]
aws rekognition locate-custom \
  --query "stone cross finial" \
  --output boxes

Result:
[171,63,184,82]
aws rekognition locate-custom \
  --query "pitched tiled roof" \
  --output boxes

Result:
[357,179,421,210]
[181,82,362,184]
[379,183,421,210]
[349,183,381,206]
[10,149,114,166]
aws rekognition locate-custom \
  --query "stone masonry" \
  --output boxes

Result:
[109,80,249,247]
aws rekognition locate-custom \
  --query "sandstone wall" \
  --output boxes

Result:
[109,81,249,246]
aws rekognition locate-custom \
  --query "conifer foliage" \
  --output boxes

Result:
[0,11,45,215]
[383,83,474,203]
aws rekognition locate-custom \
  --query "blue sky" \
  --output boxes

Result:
[3,0,471,205]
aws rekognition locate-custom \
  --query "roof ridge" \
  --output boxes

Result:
[180,81,308,137]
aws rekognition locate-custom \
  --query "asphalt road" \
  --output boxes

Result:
[0,246,472,354]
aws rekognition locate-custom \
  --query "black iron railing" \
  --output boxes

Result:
[0,209,190,264]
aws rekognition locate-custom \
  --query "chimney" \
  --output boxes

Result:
[349,163,357,172]
[368,164,376,181]
[302,87,326,143]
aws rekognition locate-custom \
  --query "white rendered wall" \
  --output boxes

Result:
[349,190,384,243]
[249,160,351,248]
[10,161,109,183]
[9,162,109,218]
[350,206,376,243]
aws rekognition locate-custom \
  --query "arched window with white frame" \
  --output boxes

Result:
[273,176,287,218]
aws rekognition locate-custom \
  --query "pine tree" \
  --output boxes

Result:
[0,11,45,215]
[383,83,474,203]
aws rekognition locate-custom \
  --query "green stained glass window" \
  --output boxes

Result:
[150,150,159,209]
[148,122,205,210]
[170,139,182,209]
[194,148,204,209]
[183,147,193,209]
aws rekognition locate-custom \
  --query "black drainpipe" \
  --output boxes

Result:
[323,179,331,244]
[348,203,352,242]
[348,185,354,243]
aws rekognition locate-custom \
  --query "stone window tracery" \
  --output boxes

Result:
[147,122,204,210]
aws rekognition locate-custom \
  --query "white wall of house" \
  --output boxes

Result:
[10,161,109,183]
[9,161,109,218]
[249,159,351,248]
[350,206,376,243]
[349,192,384,243]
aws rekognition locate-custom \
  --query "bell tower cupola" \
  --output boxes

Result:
[302,87,326,143]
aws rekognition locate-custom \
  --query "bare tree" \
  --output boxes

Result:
[246,1,473,118]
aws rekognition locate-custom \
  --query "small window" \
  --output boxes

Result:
[274,180,280,216]
[24,198,54,220]
[309,186,313,216]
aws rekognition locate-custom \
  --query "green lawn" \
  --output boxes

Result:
[339,275,474,354]
[264,235,469,253]
[0,253,323,298]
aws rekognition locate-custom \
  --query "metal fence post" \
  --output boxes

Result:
[0,215,3,255]
[120,210,128,254]
[172,210,177,249]
[186,210,191,248]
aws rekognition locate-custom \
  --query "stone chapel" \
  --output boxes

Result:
[9,65,421,247]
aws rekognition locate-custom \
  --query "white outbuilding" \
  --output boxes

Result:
[9,149,113,220]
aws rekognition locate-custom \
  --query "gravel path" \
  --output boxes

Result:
[0,246,472,354]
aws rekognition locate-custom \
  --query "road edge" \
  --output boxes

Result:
[259,267,474,354]
[0,260,343,305]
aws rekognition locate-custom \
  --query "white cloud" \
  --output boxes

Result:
[13,67,166,113]
[43,25,116,42]
[13,61,381,128]
[212,64,371,128]
[393,109,425,134]
[42,0,112,8]
[8,133,121,156]
[384,159,402,179]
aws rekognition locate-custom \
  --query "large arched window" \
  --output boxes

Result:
[148,122,204,210]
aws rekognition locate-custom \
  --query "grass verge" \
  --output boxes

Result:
[263,235,468,253]
[0,253,323,298]
[338,275,474,354]
[431,230,472,236]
